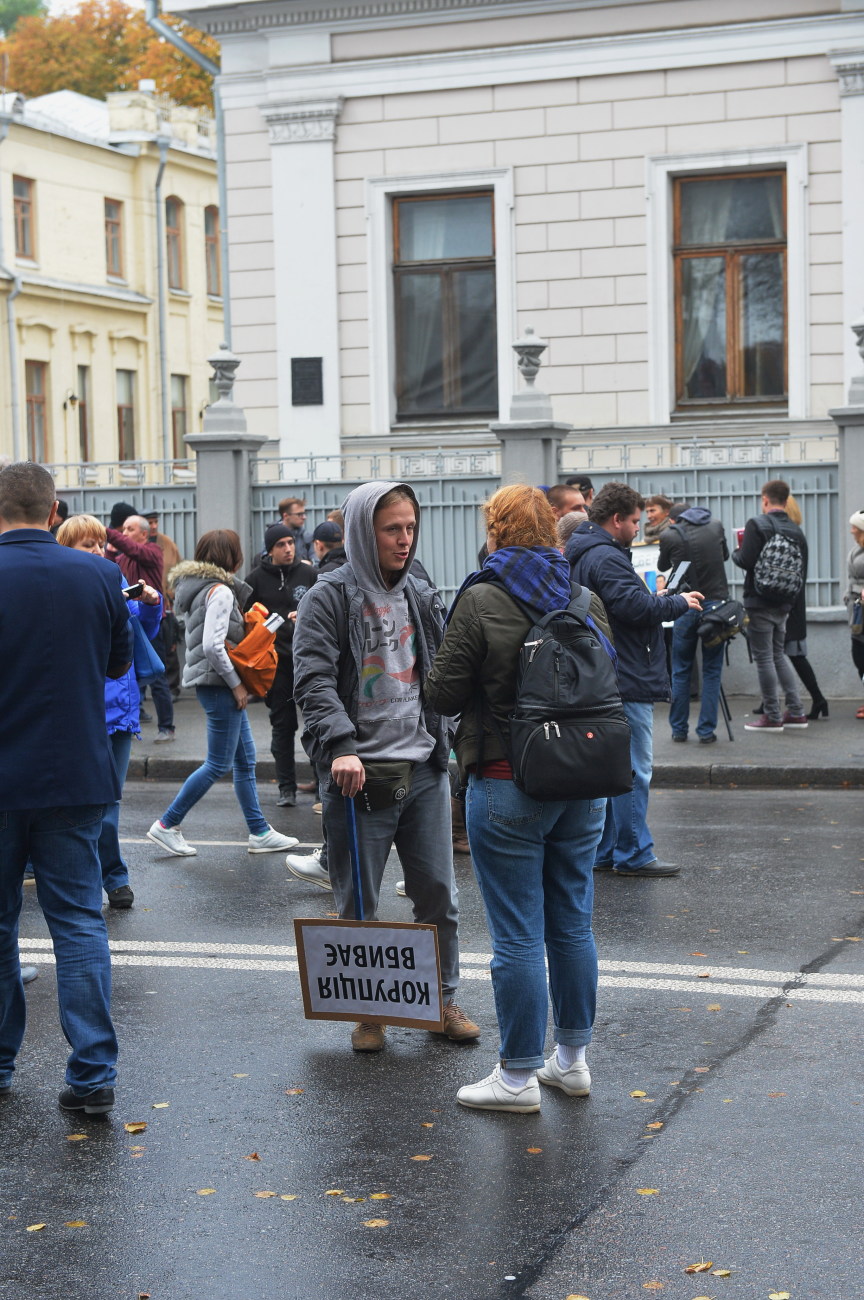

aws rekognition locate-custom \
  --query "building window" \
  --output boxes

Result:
[171,373,188,459]
[674,171,786,411]
[77,364,91,461]
[25,360,48,460]
[392,192,498,419]
[13,176,35,259]
[166,196,184,290]
[105,199,124,278]
[116,369,136,461]
[204,205,221,296]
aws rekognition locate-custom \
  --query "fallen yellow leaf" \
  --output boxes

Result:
[254,1191,276,1198]
[646,1122,663,1130]
[685,1261,713,1273]
[64,1221,87,1228]
[25,1224,46,1232]
[630,1090,647,1098]
[691,1295,713,1299]
[324,1189,344,1196]
[565,1295,591,1300]
[712,1269,732,1277]
[152,1102,169,1109]
[284,1088,304,1095]
[642,1285,665,1292]
[768,1293,791,1299]
[420,1122,434,1128]
[66,1134,88,1142]
[707,1004,721,1012]
[123,1122,147,1134]
[197,1188,216,1196]
[697,972,711,978]
[693,1067,710,1073]
[767,1092,786,1098]
[636,1188,659,1195]
[233,1073,249,1078]
[526,1147,543,1154]
[244,1153,261,1161]
[690,952,706,957]
[129,1145,146,1151]
[280,1195,298,1201]
[363,1218,389,1228]
[341,1197,362,1203]
[369,1193,391,1200]
[410,1154,432,1161]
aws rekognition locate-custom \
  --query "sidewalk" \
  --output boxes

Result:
[128,692,864,789]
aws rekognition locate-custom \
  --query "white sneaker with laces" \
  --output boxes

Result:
[536,1052,591,1097]
[285,848,332,890]
[248,827,300,854]
[395,880,406,897]
[457,1064,541,1113]
[147,820,197,857]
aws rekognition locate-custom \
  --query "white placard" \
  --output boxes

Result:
[294,919,444,1030]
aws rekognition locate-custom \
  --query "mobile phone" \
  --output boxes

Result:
[664,561,691,595]
[123,582,144,599]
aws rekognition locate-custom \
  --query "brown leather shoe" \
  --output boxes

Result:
[452,836,471,855]
[436,1000,480,1041]
[351,1022,385,1052]
[298,780,317,793]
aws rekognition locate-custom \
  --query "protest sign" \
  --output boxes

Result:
[294,918,444,1031]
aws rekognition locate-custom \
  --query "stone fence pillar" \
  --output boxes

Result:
[184,344,268,565]
[830,316,864,551]
[490,328,573,485]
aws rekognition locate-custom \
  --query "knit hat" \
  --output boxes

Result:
[264,522,294,553]
[850,510,864,531]
[312,520,343,544]
[109,501,137,529]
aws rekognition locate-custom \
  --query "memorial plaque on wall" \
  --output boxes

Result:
[291,357,323,406]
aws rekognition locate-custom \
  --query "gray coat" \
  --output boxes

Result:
[293,564,453,770]
[846,545,864,641]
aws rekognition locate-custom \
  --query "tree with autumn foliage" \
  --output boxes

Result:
[0,0,218,108]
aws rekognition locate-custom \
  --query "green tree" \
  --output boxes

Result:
[0,0,44,40]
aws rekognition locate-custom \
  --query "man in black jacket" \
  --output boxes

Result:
[245,524,317,806]
[312,520,347,573]
[567,482,703,878]
[733,479,808,733]
[659,505,730,744]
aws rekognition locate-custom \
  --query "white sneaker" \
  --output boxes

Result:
[536,1051,591,1097]
[285,848,332,890]
[395,880,406,897]
[248,827,300,854]
[457,1064,540,1113]
[154,729,175,743]
[147,820,197,857]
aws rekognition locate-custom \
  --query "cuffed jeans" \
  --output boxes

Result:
[669,603,726,739]
[595,700,656,872]
[747,606,802,723]
[99,730,133,895]
[160,684,269,835]
[466,776,605,1069]
[322,759,460,1000]
[0,804,118,1091]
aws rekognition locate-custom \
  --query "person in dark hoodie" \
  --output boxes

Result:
[312,519,347,574]
[658,503,730,744]
[244,524,317,807]
[293,481,479,1054]
[566,482,703,878]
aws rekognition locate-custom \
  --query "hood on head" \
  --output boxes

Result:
[342,480,420,594]
[564,520,618,560]
[679,507,712,526]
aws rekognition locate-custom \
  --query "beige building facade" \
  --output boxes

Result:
[165,0,864,471]
[0,88,224,477]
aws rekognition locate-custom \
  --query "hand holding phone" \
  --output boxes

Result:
[122,582,144,599]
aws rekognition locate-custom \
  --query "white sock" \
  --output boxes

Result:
[556,1044,586,1069]
[500,1066,534,1089]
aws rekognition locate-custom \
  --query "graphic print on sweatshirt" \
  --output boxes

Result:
[360,599,419,713]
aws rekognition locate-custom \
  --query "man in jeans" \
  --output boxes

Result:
[659,504,730,745]
[733,479,808,733]
[0,463,133,1115]
[293,481,479,1052]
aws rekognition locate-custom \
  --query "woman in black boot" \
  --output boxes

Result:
[785,496,828,720]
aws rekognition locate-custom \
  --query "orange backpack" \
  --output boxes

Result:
[227,602,279,698]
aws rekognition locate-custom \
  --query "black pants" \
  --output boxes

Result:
[149,622,174,732]
[265,663,297,793]
[852,638,864,681]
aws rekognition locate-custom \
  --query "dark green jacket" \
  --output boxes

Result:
[424,583,612,780]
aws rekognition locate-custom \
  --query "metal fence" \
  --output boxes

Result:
[49,475,199,562]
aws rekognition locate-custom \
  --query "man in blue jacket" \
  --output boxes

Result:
[0,462,133,1115]
[567,482,703,878]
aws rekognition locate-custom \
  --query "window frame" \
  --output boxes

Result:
[646,145,809,424]
[165,196,185,291]
[104,198,124,279]
[25,359,48,460]
[13,176,35,261]
[170,373,188,460]
[391,190,498,420]
[77,364,91,461]
[672,169,788,412]
[116,369,137,462]
[366,169,515,433]
[204,204,221,297]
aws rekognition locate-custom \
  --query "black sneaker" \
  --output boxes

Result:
[108,885,134,909]
[614,860,681,878]
[277,788,297,807]
[698,733,717,745]
[58,1086,115,1115]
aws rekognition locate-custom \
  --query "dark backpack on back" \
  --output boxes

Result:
[483,584,633,802]
[752,515,804,605]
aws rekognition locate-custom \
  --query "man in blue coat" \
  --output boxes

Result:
[0,462,133,1115]
[567,482,703,878]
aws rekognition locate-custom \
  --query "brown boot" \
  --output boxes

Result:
[436,1000,480,1042]
[451,797,470,855]
[351,1022,385,1052]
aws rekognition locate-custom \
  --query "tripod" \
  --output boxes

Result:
[718,682,734,741]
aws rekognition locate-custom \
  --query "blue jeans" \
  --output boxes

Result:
[466,776,605,1068]
[99,730,133,894]
[160,685,268,834]
[669,604,726,739]
[0,804,118,1091]
[595,700,655,872]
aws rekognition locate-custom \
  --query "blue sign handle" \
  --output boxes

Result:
[344,794,364,922]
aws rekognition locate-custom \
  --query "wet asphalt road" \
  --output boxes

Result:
[3,782,863,1300]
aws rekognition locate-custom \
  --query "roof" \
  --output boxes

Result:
[1,88,215,157]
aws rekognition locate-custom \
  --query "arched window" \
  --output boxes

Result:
[165,196,185,290]
[204,205,221,296]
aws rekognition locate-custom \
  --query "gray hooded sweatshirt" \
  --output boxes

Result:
[294,481,450,768]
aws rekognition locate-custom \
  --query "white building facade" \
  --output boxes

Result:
[167,0,864,468]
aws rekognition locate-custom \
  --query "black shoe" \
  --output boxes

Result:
[593,860,615,872]
[0,1079,11,1096]
[108,885,134,909]
[139,707,153,723]
[671,733,687,743]
[807,699,829,720]
[58,1086,115,1115]
[698,733,717,745]
[277,789,297,807]
[614,860,681,878]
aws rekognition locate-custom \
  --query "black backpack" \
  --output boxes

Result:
[482,584,633,802]
[752,515,804,605]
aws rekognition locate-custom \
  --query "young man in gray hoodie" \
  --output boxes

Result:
[292,481,479,1053]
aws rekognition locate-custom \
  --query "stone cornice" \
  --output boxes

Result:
[260,96,343,143]
[830,49,864,96]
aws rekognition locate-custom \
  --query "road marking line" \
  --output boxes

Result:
[121,839,322,850]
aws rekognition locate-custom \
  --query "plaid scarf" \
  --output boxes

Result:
[448,546,573,623]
